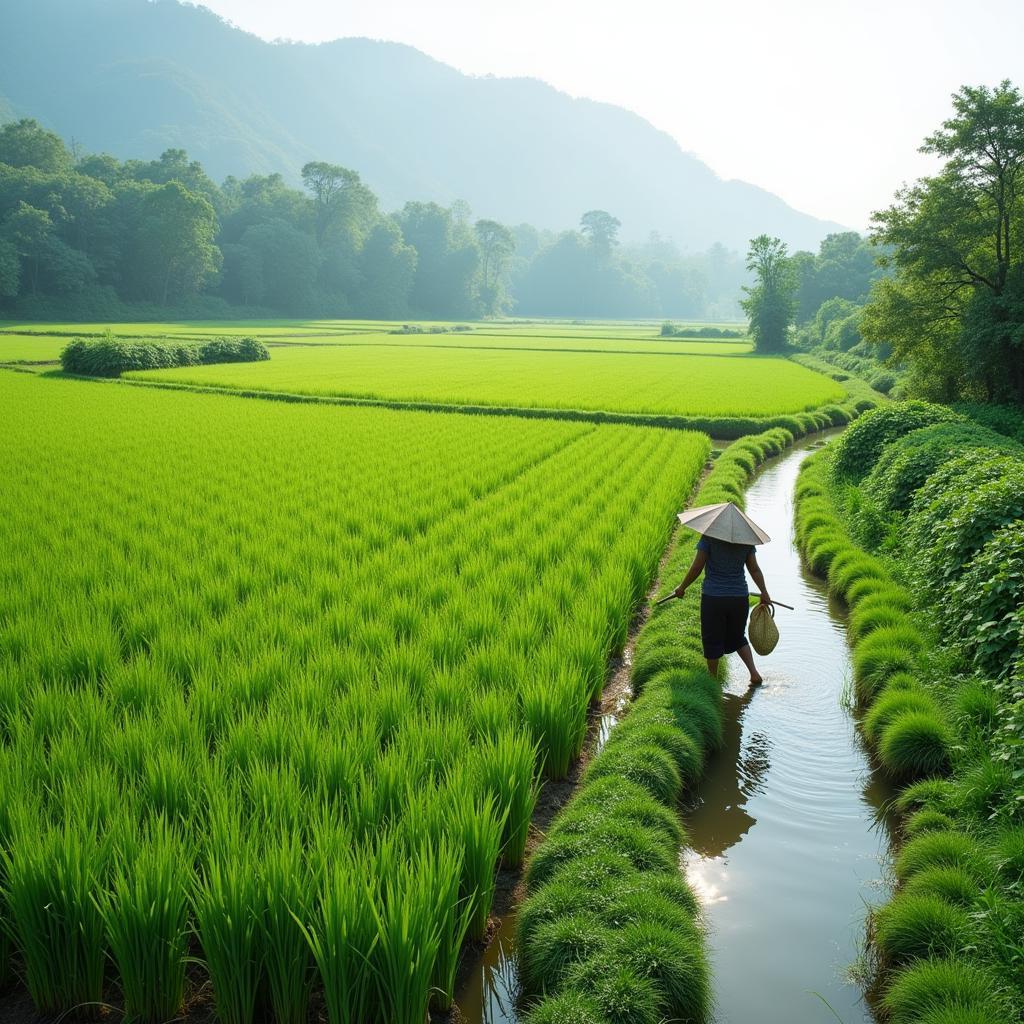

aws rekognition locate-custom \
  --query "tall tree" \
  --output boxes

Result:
[0,119,72,174]
[301,162,375,245]
[580,210,620,260]
[866,81,1024,402]
[474,219,515,315]
[741,235,796,352]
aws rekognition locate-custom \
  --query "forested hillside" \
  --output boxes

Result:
[0,0,842,253]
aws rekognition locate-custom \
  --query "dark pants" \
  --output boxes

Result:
[700,594,750,660]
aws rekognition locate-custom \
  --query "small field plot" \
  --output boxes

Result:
[0,371,708,1021]
[0,334,66,362]
[133,341,841,417]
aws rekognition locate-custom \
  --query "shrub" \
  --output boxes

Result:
[949,522,1024,678]
[882,957,1006,1023]
[831,401,962,481]
[874,894,973,965]
[895,832,989,884]
[864,422,1019,513]
[61,336,270,377]
[953,401,1024,443]
[879,711,952,779]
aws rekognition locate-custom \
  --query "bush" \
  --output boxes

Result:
[879,711,952,779]
[953,401,1024,444]
[61,336,270,377]
[874,894,973,965]
[864,422,1020,513]
[949,522,1024,678]
[831,401,962,481]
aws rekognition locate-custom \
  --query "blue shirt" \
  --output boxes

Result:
[697,536,754,597]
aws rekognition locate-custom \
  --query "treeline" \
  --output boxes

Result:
[0,118,747,322]
[762,81,1024,408]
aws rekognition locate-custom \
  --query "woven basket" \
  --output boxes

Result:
[749,603,779,656]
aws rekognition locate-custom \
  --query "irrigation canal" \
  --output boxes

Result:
[455,435,899,1024]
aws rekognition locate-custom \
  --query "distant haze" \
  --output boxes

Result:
[190,0,1024,229]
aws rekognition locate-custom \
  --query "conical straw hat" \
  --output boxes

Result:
[676,502,771,545]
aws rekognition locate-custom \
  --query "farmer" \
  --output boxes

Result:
[671,502,772,685]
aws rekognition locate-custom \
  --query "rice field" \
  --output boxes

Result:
[128,342,840,418]
[0,370,709,1021]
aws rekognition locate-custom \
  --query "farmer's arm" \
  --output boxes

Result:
[746,551,771,605]
[673,550,707,597]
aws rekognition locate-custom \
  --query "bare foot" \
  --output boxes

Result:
[750,675,764,686]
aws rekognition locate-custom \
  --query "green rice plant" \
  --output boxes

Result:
[2,813,110,1015]
[829,553,887,600]
[879,710,953,779]
[848,598,909,644]
[863,687,936,746]
[902,866,981,908]
[904,809,957,838]
[521,669,589,780]
[260,833,317,1024]
[881,957,1007,1023]
[303,854,378,1024]
[608,919,710,1020]
[521,989,605,1024]
[446,785,505,941]
[895,778,958,816]
[519,913,614,994]
[563,959,663,1024]
[567,778,685,847]
[100,819,192,1024]
[666,688,723,752]
[193,809,264,1024]
[873,893,973,965]
[475,730,542,867]
[895,831,990,884]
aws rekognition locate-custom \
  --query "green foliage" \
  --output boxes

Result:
[879,711,953,779]
[949,522,1024,677]
[881,957,1007,1024]
[864,421,1020,513]
[742,234,797,352]
[895,832,989,884]
[831,401,962,481]
[901,865,980,907]
[61,335,270,376]
[863,687,936,746]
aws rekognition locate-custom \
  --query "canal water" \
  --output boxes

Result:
[682,436,898,1024]
[456,435,898,1024]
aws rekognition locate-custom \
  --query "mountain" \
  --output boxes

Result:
[0,0,844,250]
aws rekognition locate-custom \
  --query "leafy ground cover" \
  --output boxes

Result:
[0,370,709,1022]
[128,341,842,418]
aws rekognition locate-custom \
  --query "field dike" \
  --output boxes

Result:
[509,425,803,1024]
[793,440,1021,1023]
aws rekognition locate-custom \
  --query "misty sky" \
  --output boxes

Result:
[190,0,1024,229]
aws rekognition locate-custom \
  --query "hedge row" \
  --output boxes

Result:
[61,336,270,377]
[515,426,799,1024]
[794,423,1023,1023]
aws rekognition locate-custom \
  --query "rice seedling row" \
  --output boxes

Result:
[0,371,708,1022]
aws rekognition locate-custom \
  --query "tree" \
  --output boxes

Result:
[580,210,620,259]
[474,219,515,315]
[301,162,376,245]
[0,237,20,298]
[0,119,72,174]
[356,220,417,318]
[866,81,1024,402]
[741,235,796,352]
[4,201,54,296]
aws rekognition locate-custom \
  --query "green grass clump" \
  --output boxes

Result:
[879,710,953,779]
[522,990,605,1024]
[882,957,1007,1023]
[563,959,663,1024]
[519,914,614,994]
[904,809,957,838]
[895,778,958,816]
[995,827,1024,886]
[863,687,935,745]
[902,866,980,908]
[609,919,710,1021]
[852,625,923,705]
[895,832,989,884]
[873,893,973,965]
[582,742,682,805]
